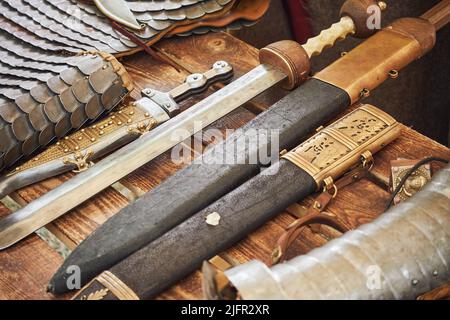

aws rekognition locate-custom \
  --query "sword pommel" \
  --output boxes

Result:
[340,0,386,38]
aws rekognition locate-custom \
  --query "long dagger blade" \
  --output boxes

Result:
[0,6,366,249]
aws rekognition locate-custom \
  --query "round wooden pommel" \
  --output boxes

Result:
[340,0,381,39]
[259,40,310,91]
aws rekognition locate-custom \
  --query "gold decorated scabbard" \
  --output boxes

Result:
[282,104,402,189]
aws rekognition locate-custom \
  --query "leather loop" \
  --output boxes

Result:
[272,165,371,265]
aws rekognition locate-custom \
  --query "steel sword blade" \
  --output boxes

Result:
[0,64,286,250]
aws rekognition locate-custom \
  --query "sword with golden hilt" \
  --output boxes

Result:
[0,62,234,199]
[0,0,388,250]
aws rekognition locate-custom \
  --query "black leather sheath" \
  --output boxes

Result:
[73,160,316,299]
[50,78,350,294]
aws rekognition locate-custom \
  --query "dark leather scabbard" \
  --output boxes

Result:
[51,78,350,294]
[71,105,401,299]
[73,159,316,300]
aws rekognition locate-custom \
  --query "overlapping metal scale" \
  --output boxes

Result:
[0,52,132,172]
[0,0,261,170]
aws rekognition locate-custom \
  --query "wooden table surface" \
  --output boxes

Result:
[0,32,449,300]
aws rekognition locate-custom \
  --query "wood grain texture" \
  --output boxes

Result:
[0,203,68,300]
[0,32,449,300]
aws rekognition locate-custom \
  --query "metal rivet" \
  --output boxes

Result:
[64,148,69,153]
[99,131,104,135]
[412,279,419,286]
[389,70,399,79]
[75,146,80,151]
[433,271,438,276]
[129,111,135,115]
[378,1,387,11]
[78,137,83,141]
[145,113,150,117]
[91,138,96,142]
[117,121,122,125]
[205,212,221,226]
[127,119,132,123]
[340,51,348,57]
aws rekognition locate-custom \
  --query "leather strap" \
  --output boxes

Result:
[272,165,371,265]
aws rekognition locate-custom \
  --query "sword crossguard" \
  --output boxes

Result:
[141,61,234,116]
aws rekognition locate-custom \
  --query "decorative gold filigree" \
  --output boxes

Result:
[80,288,109,300]
[7,103,155,176]
[63,150,95,173]
[127,119,158,135]
[282,105,401,189]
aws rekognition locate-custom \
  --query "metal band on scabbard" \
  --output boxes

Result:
[282,104,402,189]
[74,271,139,301]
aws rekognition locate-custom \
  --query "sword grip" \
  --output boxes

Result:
[302,16,356,58]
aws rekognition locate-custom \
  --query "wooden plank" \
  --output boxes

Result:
[0,203,67,300]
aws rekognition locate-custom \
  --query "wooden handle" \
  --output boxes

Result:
[421,0,450,31]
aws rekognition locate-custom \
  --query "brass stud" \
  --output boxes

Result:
[15,167,21,171]
[108,121,113,125]
[33,158,39,161]
[377,1,387,11]
[75,146,80,151]
[118,111,122,114]
[388,70,399,79]
[64,148,69,153]
[56,142,61,146]
[81,129,85,132]
[64,136,69,140]
[99,130,104,135]
[100,125,104,130]
[92,125,97,129]
[129,111,135,116]
[78,136,83,141]
[340,51,348,57]
[127,119,132,123]
[145,113,150,117]
[117,121,122,125]
[91,138,96,142]
[112,116,116,119]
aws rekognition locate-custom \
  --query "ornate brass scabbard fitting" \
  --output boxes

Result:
[282,104,402,189]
